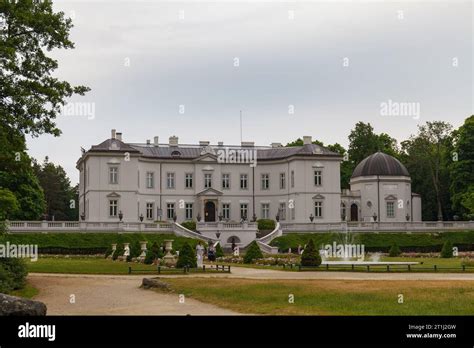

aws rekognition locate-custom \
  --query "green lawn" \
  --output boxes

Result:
[162,278,474,315]
[10,282,39,299]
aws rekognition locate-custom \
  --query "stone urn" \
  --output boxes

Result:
[109,243,117,259]
[139,241,147,259]
[162,240,177,267]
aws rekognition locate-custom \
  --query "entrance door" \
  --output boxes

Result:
[350,203,358,221]
[204,201,216,222]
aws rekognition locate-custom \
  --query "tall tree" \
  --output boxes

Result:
[401,121,453,221]
[33,157,78,221]
[450,115,474,219]
[0,0,89,137]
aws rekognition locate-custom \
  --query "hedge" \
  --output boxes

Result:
[257,219,276,231]
[270,231,474,253]
[0,233,199,255]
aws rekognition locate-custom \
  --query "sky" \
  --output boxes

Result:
[25,0,473,184]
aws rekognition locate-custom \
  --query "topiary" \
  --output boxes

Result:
[215,243,224,258]
[300,239,321,267]
[176,242,197,268]
[150,241,163,259]
[243,241,264,264]
[144,250,155,265]
[112,244,124,261]
[389,243,401,257]
[441,240,454,258]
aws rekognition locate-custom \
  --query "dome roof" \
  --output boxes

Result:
[351,152,409,178]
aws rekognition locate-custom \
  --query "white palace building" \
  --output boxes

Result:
[76,130,422,228]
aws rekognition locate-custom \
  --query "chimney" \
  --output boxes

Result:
[218,141,224,147]
[271,142,282,148]
[169,136,178,147]
[154,136,159,147]
[241,141,255,147]
[199,141,210,146]
[303,136,312,145]
[116,132,122,141]
[146,139,151,145]
[111,129,116,139]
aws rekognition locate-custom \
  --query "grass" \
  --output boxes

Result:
[161,278,474,315]
[10,282,39,299]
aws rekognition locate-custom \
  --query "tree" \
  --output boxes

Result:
[215,243,224,258]
[388,243,401,257]
[401,122,453,221]
[33,157,78,220]
[0,188,19,220]
[450,116,474,219]
[243,241,264,264]
[300,239,322,267]
[0,0,89,137]
[176,242,197,268]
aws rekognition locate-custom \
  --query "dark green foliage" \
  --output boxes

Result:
[257,219,276,231]
[112,244,124,261]
[215,243,224,258]
[130,241,142,258]
[300,239,322,267]
[440,241,454,258]
[389,243,402,257]
[176,242,196,268]
[180,221,196,231]
[243,241,264,264]
[104,246,113,258]
[144,250,155,265]
[150,241,164,259]
[0,258,28,292]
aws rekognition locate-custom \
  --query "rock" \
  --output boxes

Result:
[141,278,172,291]
[0,293,47,316]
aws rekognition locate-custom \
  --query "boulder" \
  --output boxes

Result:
[141,278,172,292]
[0,293,47,316]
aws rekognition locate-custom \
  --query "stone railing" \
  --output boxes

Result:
[280,221,474,233]
[256,222,281,254]
[5,220,173,233]
[197,221,257,232]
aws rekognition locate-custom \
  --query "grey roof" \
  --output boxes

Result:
[86,139,341,161]
[351,152,410,178]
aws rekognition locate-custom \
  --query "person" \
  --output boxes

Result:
[208,243,216,262]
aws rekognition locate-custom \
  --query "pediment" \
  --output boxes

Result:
[385,194,397,200]
[312,194,325,200]
[193,153,218,163]
[107,191,121,198]
[196,188,223,196]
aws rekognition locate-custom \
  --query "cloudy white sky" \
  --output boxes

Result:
[26,0,473,184]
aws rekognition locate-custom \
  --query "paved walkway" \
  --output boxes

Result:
[28,274,238,315]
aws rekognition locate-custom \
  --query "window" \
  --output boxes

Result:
[240,203,248,220]
[386,201,395,218]
[261,174,270,190]
[185,173,193,188]
[109,200,118,217]
[280,173,286,190]
[291,170,295,188]
[167,173,175,189]
[146,172,154,188]
[240,174,248,189]
[222,174,230,189]
[314,201,323,218]
[109,167,118,184]
[185,203,193,220]
[261,203,270,219]
[167,203,175,220]
[279,202,286,220]
[146,202,154,220]
[204,173,212,188]
[314,170,322,186]
[222,203,230,220]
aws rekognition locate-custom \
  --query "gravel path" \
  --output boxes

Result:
[28,274,238,315]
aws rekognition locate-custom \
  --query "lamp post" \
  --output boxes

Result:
[172,213,177,222]
[275,214,280,222]
[372,213,377,222]
[80,213,85,221]
[309,214,314,222]
[118,211,123,222]
[139,214,144,222]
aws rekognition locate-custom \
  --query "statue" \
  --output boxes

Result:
[123,243,130,257]
[233,246,239,257]
[196,242,205,268]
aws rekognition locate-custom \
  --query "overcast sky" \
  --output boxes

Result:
[25,0,473,184]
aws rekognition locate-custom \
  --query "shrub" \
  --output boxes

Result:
[257,219,276,231]
[215,243,224,258]
[104,246,113,258]
[300,239,322,267]
[243,241,264,264]
[130,241,142,258]
[112,244,124,260]
[0,266,14,293]
[389,243,401,257]
[180,221,196,231]
[144,250,155,265]
[176,242,197,268]
[0,258,28,291]
[441,241,454,258]
[151,241,164,259]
